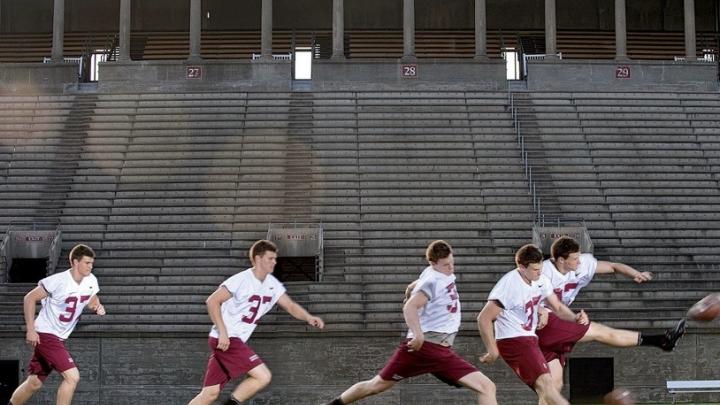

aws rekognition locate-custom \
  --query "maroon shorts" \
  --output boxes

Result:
[497,336,550,388]
[378,339,478,387]
[536,312,590,366]
[203,337,264,388]
[27,333,77,382]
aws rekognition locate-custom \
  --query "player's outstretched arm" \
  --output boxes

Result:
[23,286,48,348]
[596,260,652,283]
[477,300,502,364]
[88,295,106,315]
[545,294,588,325]
[206,286,233,351]
[277,293,325,329]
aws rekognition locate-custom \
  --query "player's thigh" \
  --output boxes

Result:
[60,367,80,385]
[247,363,272,385]
[25,374,44,390]
[366,375,395,393]
[546,359,564,389]
[533,372,558,396]
[457,371,495,394]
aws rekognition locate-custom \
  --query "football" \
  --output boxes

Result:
[687,293,720,322]
[603,388,636,405]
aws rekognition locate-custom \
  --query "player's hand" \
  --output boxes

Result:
[537,308,549,330]
[406,336,424,352]
[633,271,653,283]
[575,309,589,325]
[307,316,324,329]
[479,350,499,364]
[216,333,230,352]
[26,330,40,348]
[95,304,106,316]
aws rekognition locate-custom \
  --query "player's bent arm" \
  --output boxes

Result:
[404,280,419,303]
[402,292,428,339]
[206,286,233,336]
[87,295,105,315]
[477,300,503,362]
[545,294,587,324]
[23,286,48,333]
[596,260,652,283]
[277,293,324,329]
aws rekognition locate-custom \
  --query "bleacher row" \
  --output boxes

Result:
[0,91,718,336]
[0,29,717,62]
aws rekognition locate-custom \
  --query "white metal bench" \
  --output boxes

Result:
[666,380,720,403]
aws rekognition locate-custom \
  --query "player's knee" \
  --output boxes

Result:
[478,377,496,396]
[201,385,221,400]
[367,377,393,395]
[27,375,44,391]
[256,369,272,387]
[62,370,80,386]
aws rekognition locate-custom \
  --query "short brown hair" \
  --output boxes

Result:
[249,239,278,263]
[515,244,543,267]
[551,236,580,260]
[426,240,453,263]
[69,244,95,264]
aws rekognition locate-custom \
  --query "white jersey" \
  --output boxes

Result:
[34,269,100,340]
[407,266,461,338]
[542,253,597,306]
[488,269,553,340]
[210,268,287,342]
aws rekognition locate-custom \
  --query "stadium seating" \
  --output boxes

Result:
[1,90,717,336]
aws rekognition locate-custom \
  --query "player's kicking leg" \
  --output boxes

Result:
[324,375,396,405]
[456,371,497,405]
[8,375,43,405]
[581,318,686,351]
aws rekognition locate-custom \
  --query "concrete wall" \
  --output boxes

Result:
[527,60,720,92]
[98,60,292,92]
[0,333,717,404]
[96,59,507,92]
[1,0,718,33]
[0,63,78,93]
[312,59,508,91]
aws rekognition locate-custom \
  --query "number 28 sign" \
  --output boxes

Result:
[615,66,630,79]
[401,64,418,78]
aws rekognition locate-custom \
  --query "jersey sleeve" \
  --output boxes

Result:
[38,273,62,297]
[488,275,510,307]
[578,253,598,288]
[270,276,287,304]
[221,273,245,297]
[412,276,436,301]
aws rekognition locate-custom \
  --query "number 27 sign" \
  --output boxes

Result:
[186,66,202,79]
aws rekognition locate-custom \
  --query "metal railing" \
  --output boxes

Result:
[509,91,542,222]
[522,52,562,78]
[251,53,293,60]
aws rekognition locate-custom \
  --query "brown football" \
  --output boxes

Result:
[603,388,636,405]
[687,293,720,322]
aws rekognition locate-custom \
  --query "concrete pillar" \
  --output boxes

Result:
[51,0,65,62]
[474,0,488,60]
[544,0,557,57]
[188,0,202,61]
[332,0,345,59]
[614,0,628,60]
[684,0,697,61]
[261,0,273,60]
[403,0,415,60]
[118,0,131,61]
